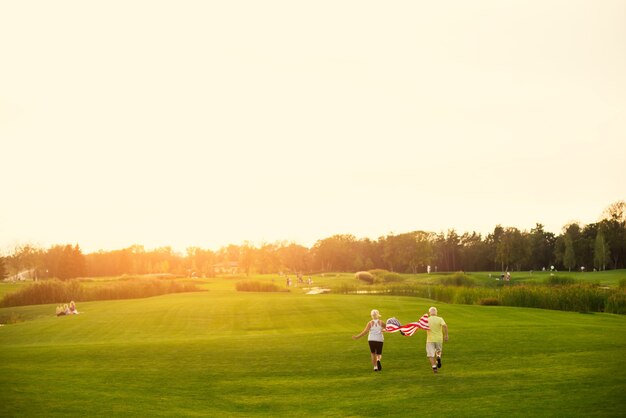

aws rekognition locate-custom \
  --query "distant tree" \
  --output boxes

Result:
[5,244,44,280]
[601,200,626,223]
[353,238,382,271]
[433,230,461,272]
[528,224,556,270]
[382,233,415,273]
[217,244,241,264]
[555,223,582,271]
[563,235,576,272]
[414,231,434,273]
[495,229,512,272]
[278,242,310,273]
[594,229,610,271]
[312,235,357,272]
[459,232,490,271]
[578,223,599,270]
[255,243,281,274]
[185,247,217,277]
[239,242,256,276]
[600,200,626,269]
[486,226,505,271]
[0,257,7,280]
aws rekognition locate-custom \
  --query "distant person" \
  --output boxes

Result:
[63,304,71,315]
[56,305,65,316]
[352,309,386,371]
[426,306,448,374]
[69,301,79,314]
[427,265,431,274]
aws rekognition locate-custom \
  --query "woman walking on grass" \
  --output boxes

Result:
[352,309,386,372]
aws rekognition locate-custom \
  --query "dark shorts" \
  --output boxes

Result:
[368,340,383,355]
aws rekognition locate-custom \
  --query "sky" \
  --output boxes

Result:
[1,1,625,254]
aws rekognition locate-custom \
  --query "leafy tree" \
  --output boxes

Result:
[312,235,358,272]
[353,238,381,271]
[256,243,281,274]
[486,225,505,271]
[563,235,576,272]
[0,257,7,280]
[414,231,434,273]
[495,229,512,272]
[44,244,86,280]
[594,229,610,271]
[278,242,310,273]
[239,242,256,276]
[555,223,582,271]
[434,230,461,272]
[381,233,405,272]
[578,223,598,270]
[459,232,490,271]
[528,224,556,270]
[600,200,626,269]
[381,231,434,273]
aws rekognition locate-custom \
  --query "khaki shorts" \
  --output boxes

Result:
[426,342,443,357]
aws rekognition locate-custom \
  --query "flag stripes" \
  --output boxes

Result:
[385,314,429,336]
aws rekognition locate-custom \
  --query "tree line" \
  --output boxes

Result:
[1,201,624,280]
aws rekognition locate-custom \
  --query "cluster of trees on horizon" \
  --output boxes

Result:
[1,201,625,281]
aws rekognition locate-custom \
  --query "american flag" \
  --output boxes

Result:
[385,314,429,336]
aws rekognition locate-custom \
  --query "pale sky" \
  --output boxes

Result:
[1,1,625,254]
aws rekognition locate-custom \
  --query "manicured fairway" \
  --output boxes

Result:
[1,283,625,417]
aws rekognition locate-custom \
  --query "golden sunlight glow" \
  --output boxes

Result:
[1,1,625,253]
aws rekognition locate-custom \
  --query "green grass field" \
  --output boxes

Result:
[1,279,625,417]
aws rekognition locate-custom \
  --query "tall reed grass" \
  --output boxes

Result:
[0,278,202,308]
[334,281,625,314]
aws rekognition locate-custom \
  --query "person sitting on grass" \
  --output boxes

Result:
[56,305,65,316]
[69,301,79,314]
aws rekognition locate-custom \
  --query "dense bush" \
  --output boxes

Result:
[439,272,475,287]
[355,271,375,284]
[0,278,202,307]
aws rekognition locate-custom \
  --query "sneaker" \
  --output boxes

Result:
[374,368,379,372]
[432,366,438,374]
[377,360,382,371]
[437,357,442,368]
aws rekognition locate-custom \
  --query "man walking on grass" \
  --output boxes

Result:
[426,306,448,374]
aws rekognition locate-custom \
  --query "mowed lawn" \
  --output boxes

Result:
[1,283,625,417]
